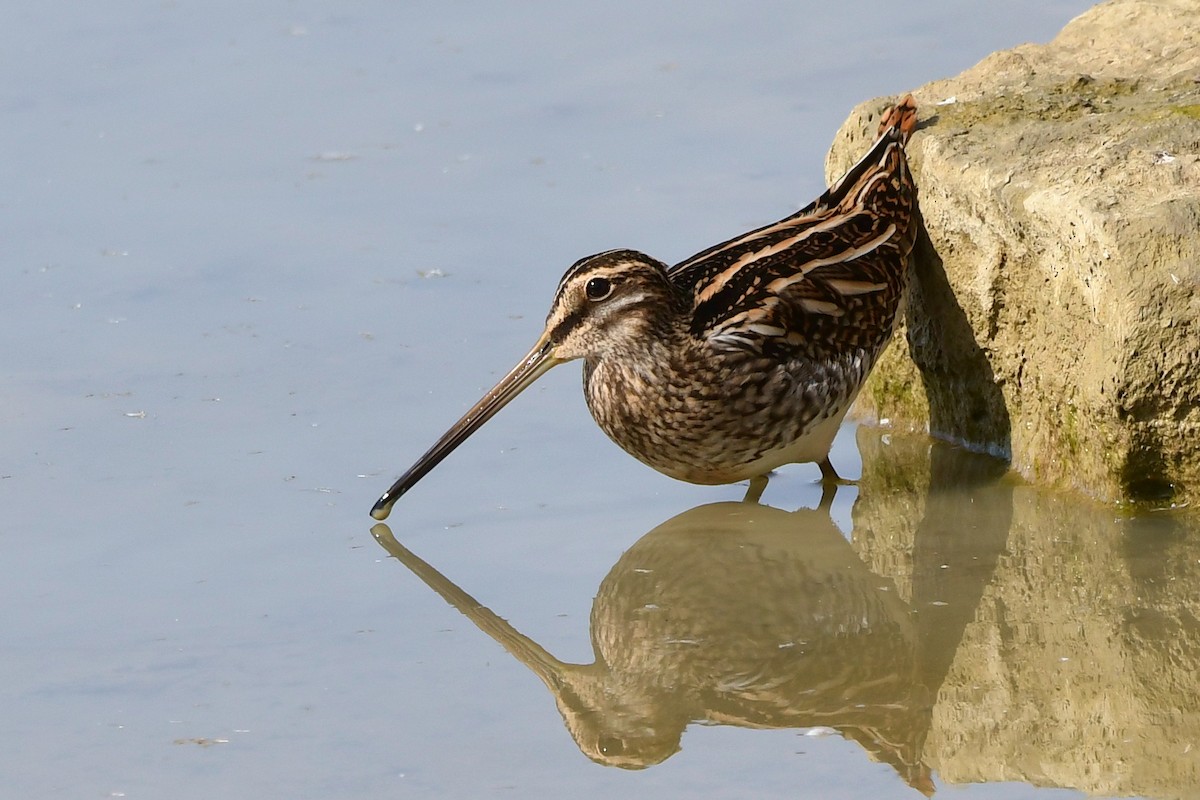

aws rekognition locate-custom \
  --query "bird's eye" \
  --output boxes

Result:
[585,277,613,301]
[598,735,625,756]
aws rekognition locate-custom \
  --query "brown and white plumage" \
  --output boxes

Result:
[372,96,920,520]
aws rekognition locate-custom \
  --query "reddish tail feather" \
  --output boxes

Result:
[879,94,919,143]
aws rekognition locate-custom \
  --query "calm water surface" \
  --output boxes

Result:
[4,1,1192,798]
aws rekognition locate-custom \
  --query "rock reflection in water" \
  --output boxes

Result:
[373,501,938,794]
[851,428,1200,798]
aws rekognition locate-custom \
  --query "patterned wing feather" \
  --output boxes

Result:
[669,96,920,360]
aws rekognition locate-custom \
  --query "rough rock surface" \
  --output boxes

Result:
[826,0,1200,506]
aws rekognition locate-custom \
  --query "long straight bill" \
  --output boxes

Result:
[371,334,561,520]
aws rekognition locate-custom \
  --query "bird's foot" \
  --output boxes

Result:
[817,457,857,510]
[817,457,857,486]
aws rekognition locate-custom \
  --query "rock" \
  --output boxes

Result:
[826,0,1200,506]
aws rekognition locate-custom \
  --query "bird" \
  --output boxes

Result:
[371,95,920,521]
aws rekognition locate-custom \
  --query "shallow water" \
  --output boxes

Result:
[5,1,1193,798]
[373,428,1200,799]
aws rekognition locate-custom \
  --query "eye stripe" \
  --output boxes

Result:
[548,309,585,343]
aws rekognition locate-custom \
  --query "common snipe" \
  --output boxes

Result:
[372,95,919,520]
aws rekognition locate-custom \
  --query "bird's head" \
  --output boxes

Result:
[543,249,679,361]
[370,248,678,519]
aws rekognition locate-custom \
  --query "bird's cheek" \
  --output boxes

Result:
[549,334,584,362]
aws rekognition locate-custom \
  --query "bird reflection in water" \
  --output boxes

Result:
[373,500,936,795]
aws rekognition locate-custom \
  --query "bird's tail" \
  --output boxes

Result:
[813,93,919,216]
[878,94,918,144]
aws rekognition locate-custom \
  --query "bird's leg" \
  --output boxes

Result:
[818,456,843,484]
[819,456,860,486]
[743,474,769,504]
[818,480,838,512]
[817,456,858,506]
